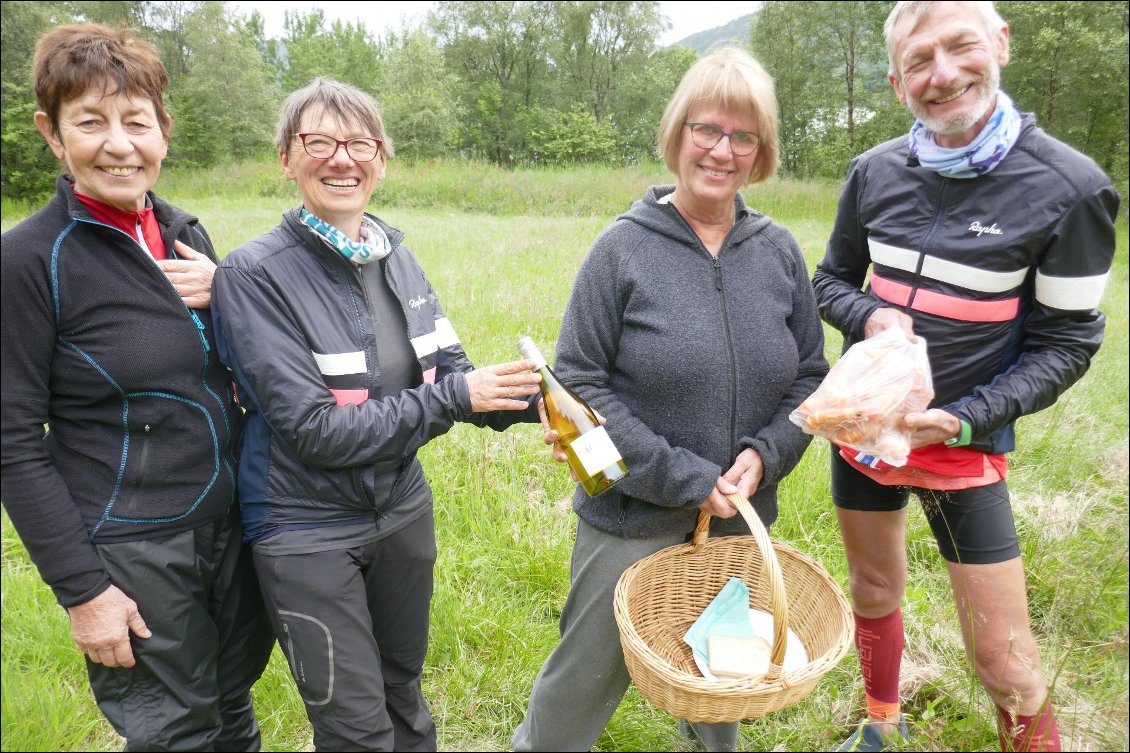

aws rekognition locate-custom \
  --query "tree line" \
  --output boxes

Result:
[2,1,1127,200]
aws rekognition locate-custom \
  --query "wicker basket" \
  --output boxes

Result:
[613,492,853,723]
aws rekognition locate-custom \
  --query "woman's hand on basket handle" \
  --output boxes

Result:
[699,448,764,519]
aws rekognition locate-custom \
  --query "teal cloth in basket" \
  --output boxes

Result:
[683,576,754,667]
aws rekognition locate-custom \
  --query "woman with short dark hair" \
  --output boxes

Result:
[1,23,274,751]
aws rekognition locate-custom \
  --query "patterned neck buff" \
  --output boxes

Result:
[908,91,1022,179]
[299,207,391,265]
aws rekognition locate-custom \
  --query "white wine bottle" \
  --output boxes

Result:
[518,336,628,497]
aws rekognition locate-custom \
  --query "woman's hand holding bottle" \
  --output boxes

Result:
[538,399,608,470]
[519,337,628,496]
[465,360,542,412]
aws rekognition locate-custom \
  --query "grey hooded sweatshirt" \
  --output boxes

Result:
[555,185,828,538]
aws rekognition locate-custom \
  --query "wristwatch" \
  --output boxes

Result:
[944,419,973,447]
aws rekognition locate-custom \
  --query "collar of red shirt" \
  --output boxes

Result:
[73,188,167,260]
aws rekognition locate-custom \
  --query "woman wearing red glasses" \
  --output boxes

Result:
[211,77,541,752]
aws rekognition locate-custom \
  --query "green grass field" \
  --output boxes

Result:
[2,160,1127,752]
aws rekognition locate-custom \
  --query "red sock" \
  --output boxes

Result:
[996,702,1062,752]
[854,609,903,721]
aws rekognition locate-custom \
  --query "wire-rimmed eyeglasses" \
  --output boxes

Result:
[684,122,760,156]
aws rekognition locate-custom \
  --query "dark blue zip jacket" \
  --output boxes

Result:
[212,209,537,544]
[813,114,1119,454]
[1,175,241,607]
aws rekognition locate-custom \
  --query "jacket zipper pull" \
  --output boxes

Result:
[713,257,723,290]
[189,310,211,354]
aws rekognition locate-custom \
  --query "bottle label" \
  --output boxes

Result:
[571,426,623,475]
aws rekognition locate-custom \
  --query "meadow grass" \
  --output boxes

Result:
[1,160,1126,752]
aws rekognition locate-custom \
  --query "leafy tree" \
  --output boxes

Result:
[543,1,672,165]
[613,43,699,161]
[751,2,834,177]
[999,0,1128,185]
[276,9,386,97]
[550,2,663,122]
[2,1,75,199]
[820,1,891,152]
[525,103,620,165]
[377,30,462,160]
[169,2,277,167]
[239,8,286,97]
[429,1,676,165]
[146,1,202,92]
[465,78,509,162]
[429,1,554,163]
[752,1,904,178]
[65,0,150,29]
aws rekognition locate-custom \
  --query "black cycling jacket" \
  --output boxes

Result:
[814,114,1119,454]
[213,209,536,543]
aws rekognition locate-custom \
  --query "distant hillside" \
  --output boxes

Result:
[672,12,756,54]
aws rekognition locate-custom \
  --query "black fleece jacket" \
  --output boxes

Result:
[1,176,240,607]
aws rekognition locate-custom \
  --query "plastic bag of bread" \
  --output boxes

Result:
[790,326,933,466]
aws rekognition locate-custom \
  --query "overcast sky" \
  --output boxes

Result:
[227,1,759,47]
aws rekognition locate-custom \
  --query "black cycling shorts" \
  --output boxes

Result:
[831,450,1021,564]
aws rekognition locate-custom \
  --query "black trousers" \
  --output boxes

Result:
[253,510,438,752]
[87,507,276,751]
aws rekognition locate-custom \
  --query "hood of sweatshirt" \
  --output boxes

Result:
[618,183,774,253]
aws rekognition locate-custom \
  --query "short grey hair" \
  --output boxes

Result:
[884,1,1007,78]
[275,77,395,159]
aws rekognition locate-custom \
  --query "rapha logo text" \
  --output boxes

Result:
[408,296,427,309]
[969,221,1002,237]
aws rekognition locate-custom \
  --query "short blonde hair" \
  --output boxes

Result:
[656,47,779,185]
[884,1,1007,78]
[275,77,395,159]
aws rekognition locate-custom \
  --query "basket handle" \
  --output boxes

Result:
[691,492,789,678]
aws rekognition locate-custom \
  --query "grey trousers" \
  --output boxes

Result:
[88,507,275,752]
[512,518,739,752]
[254,511,438,752]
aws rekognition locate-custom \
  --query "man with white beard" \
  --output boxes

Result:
[812,2,1119,751]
